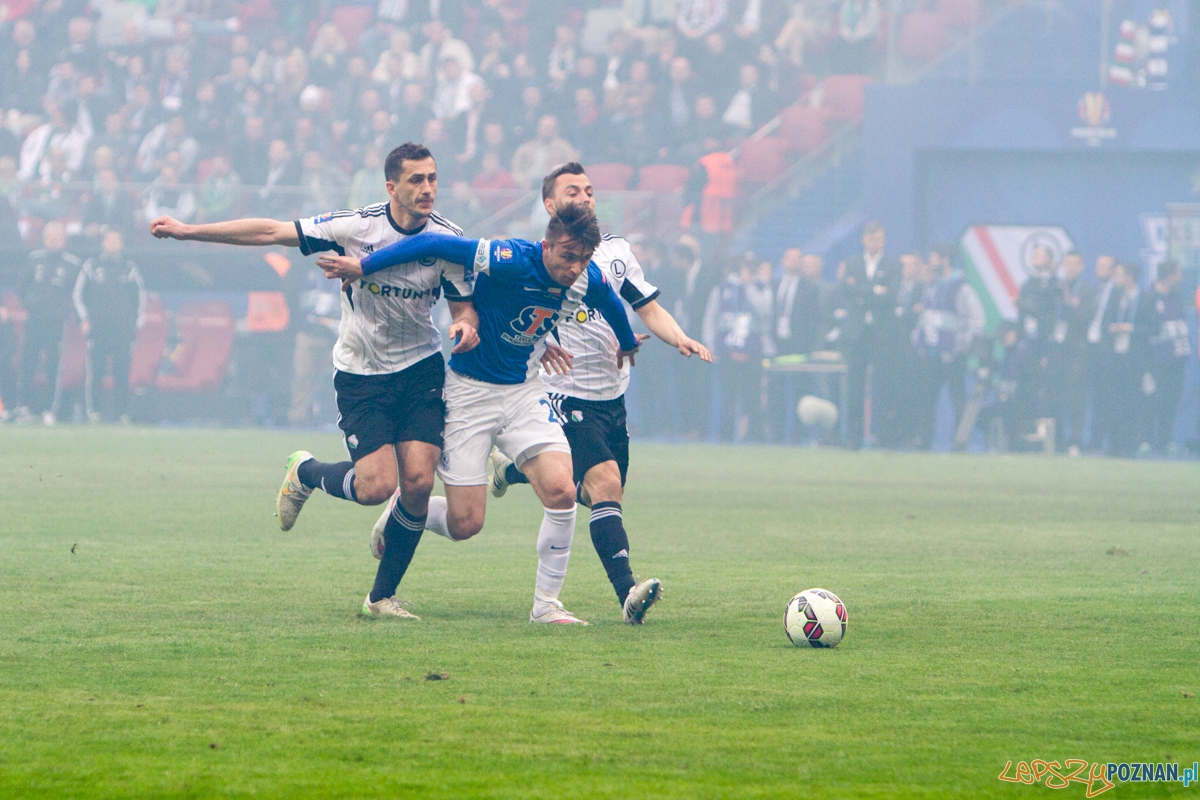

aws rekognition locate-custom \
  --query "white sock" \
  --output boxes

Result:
[425,496,452,539]
[534,506,577,611]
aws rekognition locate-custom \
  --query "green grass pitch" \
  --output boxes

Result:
[1,427,1197,798]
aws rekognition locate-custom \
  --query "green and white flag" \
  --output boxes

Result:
[959,226,1075,332]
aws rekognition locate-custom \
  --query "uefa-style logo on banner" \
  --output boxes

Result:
[1071,92,1117,146]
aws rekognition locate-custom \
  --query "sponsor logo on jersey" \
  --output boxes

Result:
[359,279,442,301]
[572,307,599,324]
[610,259,627,278]
[501,305,558,346]
[361,244,375,254]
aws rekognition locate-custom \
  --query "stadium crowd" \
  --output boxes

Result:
[653,223,1196,457]
[0,0,1194,457]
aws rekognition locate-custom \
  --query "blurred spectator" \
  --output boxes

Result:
[915,244,984,446]
[1087,254,1117,451]
[72,229,144,423]
[196,156,242,222]
[4,48,45,114]
[703,251,769,442]
[547,25,577,93]
[373,30,422,87]
[1054,251,1096,454]
[433,55,483,123]
[287,265,341,427]
[842,221,899,449]
[17,221,81,424]
[695,33,739,105]
[82,169,132,235]
[564,88,603,163]
[299,150,349,218]
[774,248,827,356]
[1015,245,1059,440]
[256,140,300,218]
[607,94,667,167]
[677,0,729,41]
[308,24,348,89]
[775,2,832,72]
[18,99,93,182]
[511,115,579,189]
[1145,260,1189,454]
[188,82,225,151]
[721,64,772,134]
[471,150,517,195]
[348,147,386,210]
[142,165,196,223]
[419,21,474,80]
[833,0,882,74]
[135,114,197,178]
[1101,262,1153,457]
[232,116,270,185]
[665,57,698,144]
[395,83,435,143]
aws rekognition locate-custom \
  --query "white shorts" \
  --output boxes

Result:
[437,370,571,486]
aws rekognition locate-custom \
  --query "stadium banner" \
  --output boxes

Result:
[959,225,1075,332]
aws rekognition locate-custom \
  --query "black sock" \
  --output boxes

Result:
[590,501,635,604]
[504,463,529,485]
[298,459,357,501]
[369,501,426,603]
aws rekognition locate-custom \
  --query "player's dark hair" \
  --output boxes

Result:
[545,203,601,252]
[541,161,586,201]
[385,142,434,182]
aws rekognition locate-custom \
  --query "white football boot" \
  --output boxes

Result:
[361,594,419,619]
[622,577,663,624]
[276,450,314,531]
[530,599,588,625]
[369,490,398,560]
[488,446,514,498]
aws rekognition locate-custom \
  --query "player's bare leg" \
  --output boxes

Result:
[424,484,487,541]
[521,451,586,624]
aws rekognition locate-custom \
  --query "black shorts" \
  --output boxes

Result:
[334,353,446,462]
[550,393,629,486]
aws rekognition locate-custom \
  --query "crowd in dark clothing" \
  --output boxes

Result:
[632,223,1196,457]
[0,0,892,238]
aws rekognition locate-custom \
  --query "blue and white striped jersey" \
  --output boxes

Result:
[294,203,472,375]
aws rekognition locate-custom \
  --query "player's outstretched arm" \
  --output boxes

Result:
[149,216,300,246]
[317,233,484,282]
[635,299,713,362]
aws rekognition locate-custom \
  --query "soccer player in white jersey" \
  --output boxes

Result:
[318,205,642,624]
[150,143,479,620]
[490,162,712,624]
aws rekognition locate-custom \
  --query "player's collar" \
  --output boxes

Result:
[386,203,428,236]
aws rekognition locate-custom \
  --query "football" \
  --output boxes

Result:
[784,588,847,648]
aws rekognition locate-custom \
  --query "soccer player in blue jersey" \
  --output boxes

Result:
[317,205,640,624]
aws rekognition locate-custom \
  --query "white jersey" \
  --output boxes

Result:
[541,235,659,401]
[295,204,472,375]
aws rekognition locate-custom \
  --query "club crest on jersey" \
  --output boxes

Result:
[570,410,583,422]
[314,212,335,223]
[502,305,558,346]
[347,434,358,449]
[610,259,627,278]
